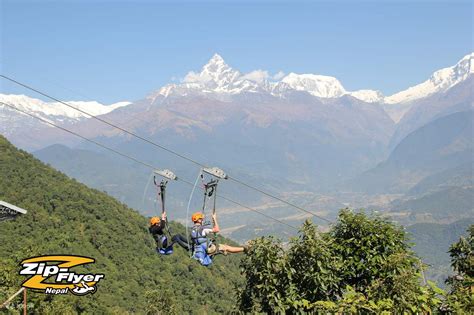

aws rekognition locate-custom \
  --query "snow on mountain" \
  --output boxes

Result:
[0,93,130,141]
[277,73,383,102]
[150,54,266,101]
[151,54,375,101]
[0,94,130,121]
[192,53,241,90]
[280,73,347,98]
[150,52,473,106]
[385,53,473,104]
[349,90,385,103]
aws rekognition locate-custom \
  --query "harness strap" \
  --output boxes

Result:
[156,234,166,250]
[190,225,224,258]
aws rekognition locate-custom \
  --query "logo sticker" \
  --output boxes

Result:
[19,255,104,295]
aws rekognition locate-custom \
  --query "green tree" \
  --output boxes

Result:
[443,225,473,313]
[332,209,439,313]
[238,210,443,313]
[145,288,179,315]
[287,221,341,302]
[237,236,288,313]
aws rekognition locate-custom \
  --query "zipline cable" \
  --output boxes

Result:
[0,101,300,231]
[0,74,331,224]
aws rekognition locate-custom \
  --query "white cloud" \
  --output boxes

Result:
[272,71,285,80]
[241,70,269,83]
[182,71,212,84]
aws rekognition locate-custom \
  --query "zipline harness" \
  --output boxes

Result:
[189,167,228,266]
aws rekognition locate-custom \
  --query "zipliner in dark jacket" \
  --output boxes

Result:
[149,215,190,253]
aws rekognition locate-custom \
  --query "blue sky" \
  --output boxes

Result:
[1,0,472,103]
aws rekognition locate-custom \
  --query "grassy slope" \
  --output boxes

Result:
[0,135,242,314]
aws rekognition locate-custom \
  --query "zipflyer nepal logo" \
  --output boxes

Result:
[19,255,105,295]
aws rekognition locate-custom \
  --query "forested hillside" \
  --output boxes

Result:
[407,219,474,286]
[0,135,242,314]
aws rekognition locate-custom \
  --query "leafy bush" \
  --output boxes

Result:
[443,225,473,313]
[238,209,444,313]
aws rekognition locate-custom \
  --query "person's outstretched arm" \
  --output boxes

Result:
[212,213,220,233]
[160,211,167,230]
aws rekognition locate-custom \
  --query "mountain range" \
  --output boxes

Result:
[1,52,472,140]
[149,53,473,105]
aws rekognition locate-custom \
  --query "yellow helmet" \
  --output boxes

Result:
[149,217,160,225]
[192,212,204,223]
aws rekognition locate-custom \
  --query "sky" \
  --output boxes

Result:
[0,0,472,103]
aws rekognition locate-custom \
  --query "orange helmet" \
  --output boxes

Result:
[149,217,160,225]
[192,212,204,223]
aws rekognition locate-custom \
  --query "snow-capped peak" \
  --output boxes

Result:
[348,90,385,103]
[203,53,227,71]
[198,53,241,89]
[280,73,347,98]
[385,52,473,104]
[0,94,131,120]
[153,54,263,99]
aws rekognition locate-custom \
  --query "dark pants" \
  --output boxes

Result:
[171,234,190,251]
